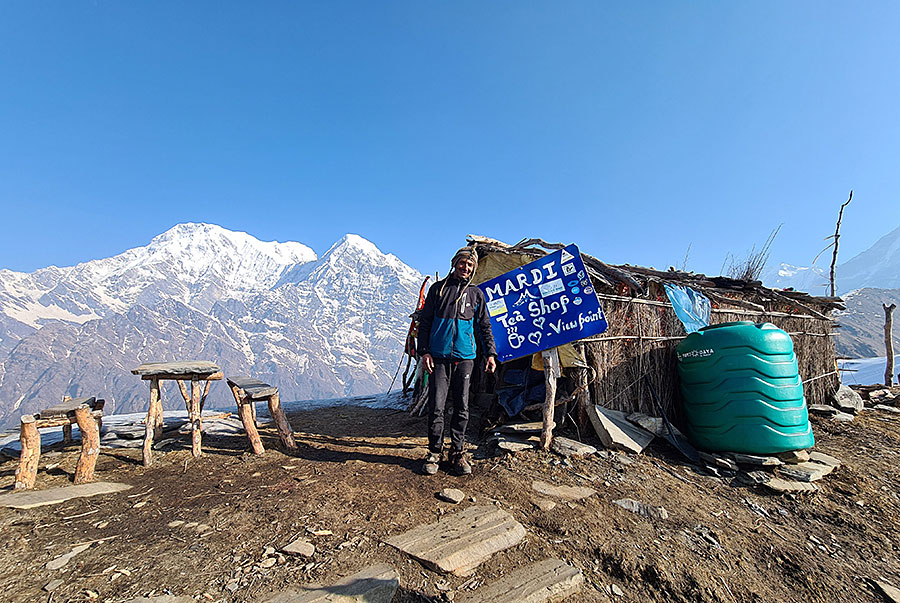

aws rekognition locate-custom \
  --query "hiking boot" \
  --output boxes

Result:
[422,452,441,475]
[449,451,472,475]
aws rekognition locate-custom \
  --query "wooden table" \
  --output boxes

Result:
[131,361,223,466]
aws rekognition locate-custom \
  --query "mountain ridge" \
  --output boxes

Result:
[0,224,421,426]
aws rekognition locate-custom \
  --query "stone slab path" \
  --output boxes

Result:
[0,481,132,509]
[262,564,398,602]
[457,558,583,603]
[385,505,526,576]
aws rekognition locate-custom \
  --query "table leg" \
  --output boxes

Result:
[15,415,40,490]
[268,393,297,450]
[142,378,161,466]
[73,404,100,484]
[190,378,202,457]
[231,385,264,455]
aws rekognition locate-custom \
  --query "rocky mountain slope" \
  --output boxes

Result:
[763,224,900,358]
[833,288,900,358]
[0,224,421,426]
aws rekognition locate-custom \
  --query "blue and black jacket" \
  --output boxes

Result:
[417,275,496,361]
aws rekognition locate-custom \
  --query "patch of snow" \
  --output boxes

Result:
[838,357,898,386]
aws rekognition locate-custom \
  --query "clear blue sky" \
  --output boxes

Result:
[1,2,898,279]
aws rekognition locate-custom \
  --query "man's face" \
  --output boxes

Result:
[454,257,476,279]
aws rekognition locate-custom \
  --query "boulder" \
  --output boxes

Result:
[830,385,864,413]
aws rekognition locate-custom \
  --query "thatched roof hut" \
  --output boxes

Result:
[465,235,844,429]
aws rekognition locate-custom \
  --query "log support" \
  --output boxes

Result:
[268,392,298,450]
[73,405,100,484]
[231,385,265,455]
[143,378,162,466]
[541,348,560,450]
[15,416,41,490]
[190,378,202,458]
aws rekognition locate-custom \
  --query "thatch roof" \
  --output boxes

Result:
[466,234,844,317]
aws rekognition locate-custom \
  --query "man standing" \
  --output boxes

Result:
[418,246,497,475]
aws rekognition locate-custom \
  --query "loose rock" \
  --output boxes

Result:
[550,436,597,458]
[612,498,669,520]
[282,538,316,557]
[531,480,596,501]
[437,488,466,504]
[831,385,864,413]
[46,543,91,571]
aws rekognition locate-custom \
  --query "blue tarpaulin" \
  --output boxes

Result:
[663,283,710,334]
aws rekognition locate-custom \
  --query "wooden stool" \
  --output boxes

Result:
[15,397,104,490]
[226,376,297,454]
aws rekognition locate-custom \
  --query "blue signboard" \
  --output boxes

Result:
[478,244,608,362]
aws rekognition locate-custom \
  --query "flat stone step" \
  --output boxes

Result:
[587,405,654,454]
[531,480,596,501]
[457,558,583,603]
[776,461,835,482]
[0,482,133,509]
[263,564,398,602]
[385,505,526,576]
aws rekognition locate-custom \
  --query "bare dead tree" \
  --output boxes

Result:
[829,191,853,296]
[886,303,896,386]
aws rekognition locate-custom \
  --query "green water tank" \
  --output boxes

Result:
[675,321,814,454]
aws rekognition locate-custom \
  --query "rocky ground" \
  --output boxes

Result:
[1,393,899,603]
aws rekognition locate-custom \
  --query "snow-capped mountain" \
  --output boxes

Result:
[765,224,900,296]
[833,288,900,359]
[835,224,900,294]
[762,263,830,295]
[0,225,421,426]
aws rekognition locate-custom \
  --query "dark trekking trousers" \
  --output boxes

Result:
[427,358,474,454]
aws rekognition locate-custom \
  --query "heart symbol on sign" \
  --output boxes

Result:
[533,317,545,330]
[528,332,542,346]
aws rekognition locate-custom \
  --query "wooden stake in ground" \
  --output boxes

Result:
[15,415,41,490]
[541,348,561,450]
[885,303,897,387]
[73,404,100,484]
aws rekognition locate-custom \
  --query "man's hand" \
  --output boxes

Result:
[485,356,497,374]
[422,353,434,374]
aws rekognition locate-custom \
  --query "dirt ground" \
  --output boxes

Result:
[1,402,899,603]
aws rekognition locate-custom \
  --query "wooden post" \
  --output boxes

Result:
[575,367,591,433]
[190,378,202,457]
[15,415,41,490]
[267,392,297,450]
[231,385,265,455]
[61,395,73,443]
[142,379,162,467]
[150,378,163,439]
[200,380,212,412]
[885,303,897,387]
[62,424,73,444]
[540,348,560,450]
[73,405,100,484]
